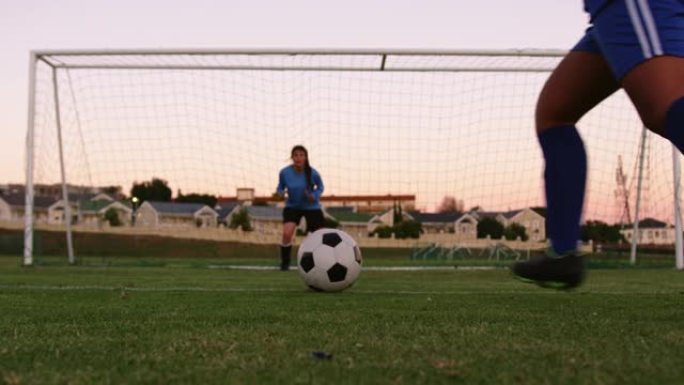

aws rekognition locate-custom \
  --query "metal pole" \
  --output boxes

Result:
[23,52,38,266]
[631,126,648,265]
[673,145,684,270]
[51,67,76,264]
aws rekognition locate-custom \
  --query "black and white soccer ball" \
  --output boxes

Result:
[297,228,362,292]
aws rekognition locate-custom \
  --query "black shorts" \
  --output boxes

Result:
[283,207,325,233]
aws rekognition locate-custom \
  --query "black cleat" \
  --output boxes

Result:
[511,253,586,289]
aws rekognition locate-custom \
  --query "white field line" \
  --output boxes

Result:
[207,265,500,271]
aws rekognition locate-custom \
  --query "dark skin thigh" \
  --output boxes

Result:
[622,56,684,135]
[536,52,684,135]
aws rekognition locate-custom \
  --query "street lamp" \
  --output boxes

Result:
[131,196,139,226]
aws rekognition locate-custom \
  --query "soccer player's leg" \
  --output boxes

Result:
[590,0,684,145]
[512,36,620,289]
[622,57,684,144]
[594,0,684,144]
[280,208,300,271]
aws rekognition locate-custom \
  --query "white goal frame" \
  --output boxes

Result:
[23,48,684,269]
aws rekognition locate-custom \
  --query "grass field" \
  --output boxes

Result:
[1,253,683,385]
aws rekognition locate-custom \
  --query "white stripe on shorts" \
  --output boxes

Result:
[635,0,664,55]
[626,0,654,58]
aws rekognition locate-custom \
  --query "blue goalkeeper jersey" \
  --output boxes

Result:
[276,165,324,210]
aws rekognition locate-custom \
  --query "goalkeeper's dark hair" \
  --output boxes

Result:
[291,145,314,190]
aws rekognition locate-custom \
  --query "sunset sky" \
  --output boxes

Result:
[2,0,586,182]
[2,1,678,222]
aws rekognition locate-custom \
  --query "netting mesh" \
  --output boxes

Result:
[30,51,679,224]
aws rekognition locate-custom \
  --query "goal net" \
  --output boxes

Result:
[23,49,682,265]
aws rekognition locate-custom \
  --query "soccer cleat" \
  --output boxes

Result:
[511,253,586,289]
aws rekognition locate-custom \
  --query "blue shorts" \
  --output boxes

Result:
[573,0,684,80]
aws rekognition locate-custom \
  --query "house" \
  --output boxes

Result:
[226,205,283,233]
[217,189,416,214]
[470,207,546,242]
[47,199,78,225]
[407,211,461,234]
[454,213,479,239]
[135,201,218,228]
[0,193,57,223]
[34,183,99,198]
[0,184,24,196]
[497,208,546,242]
[367,208,414,233]
[324,206,374,237]
[215,202,240,227]
[619,218,676,245]
[216,188,278,207]
[0,193,19,221]
[47,193,116,225]
[78,199,133,227]
[0,199,7,221]
[401,211,478,239]
[321,194,416,213]
[1,184,127,200]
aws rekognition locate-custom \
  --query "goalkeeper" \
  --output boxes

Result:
[275,145,325,271]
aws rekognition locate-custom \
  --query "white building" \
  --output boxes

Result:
[620,218,676,245]
[135,201,218,228]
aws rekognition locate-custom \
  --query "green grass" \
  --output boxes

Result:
[1,255,683,385]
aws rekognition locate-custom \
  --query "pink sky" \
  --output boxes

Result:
[2,0,586,182]
[6,1,679,223]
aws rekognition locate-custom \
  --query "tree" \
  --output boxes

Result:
[370,226,393,238]
[437,195,464,214]
[369,220,422,239]
[103,208,122,227]
[229,208,253,231]
[176,191,217,207]
[504,223,528,241]
[101,185,123,198]
[477,217,504,239]
[393,220,423,239]
[581,220,624,243]
[392,203,404,225]
[130,178,172,203]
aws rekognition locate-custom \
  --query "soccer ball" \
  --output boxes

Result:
[297,228,362,292]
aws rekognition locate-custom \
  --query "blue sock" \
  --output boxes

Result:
[539,125,587,255]
[664,97,684,153]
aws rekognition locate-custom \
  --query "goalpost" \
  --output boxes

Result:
[23,48,684,269]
